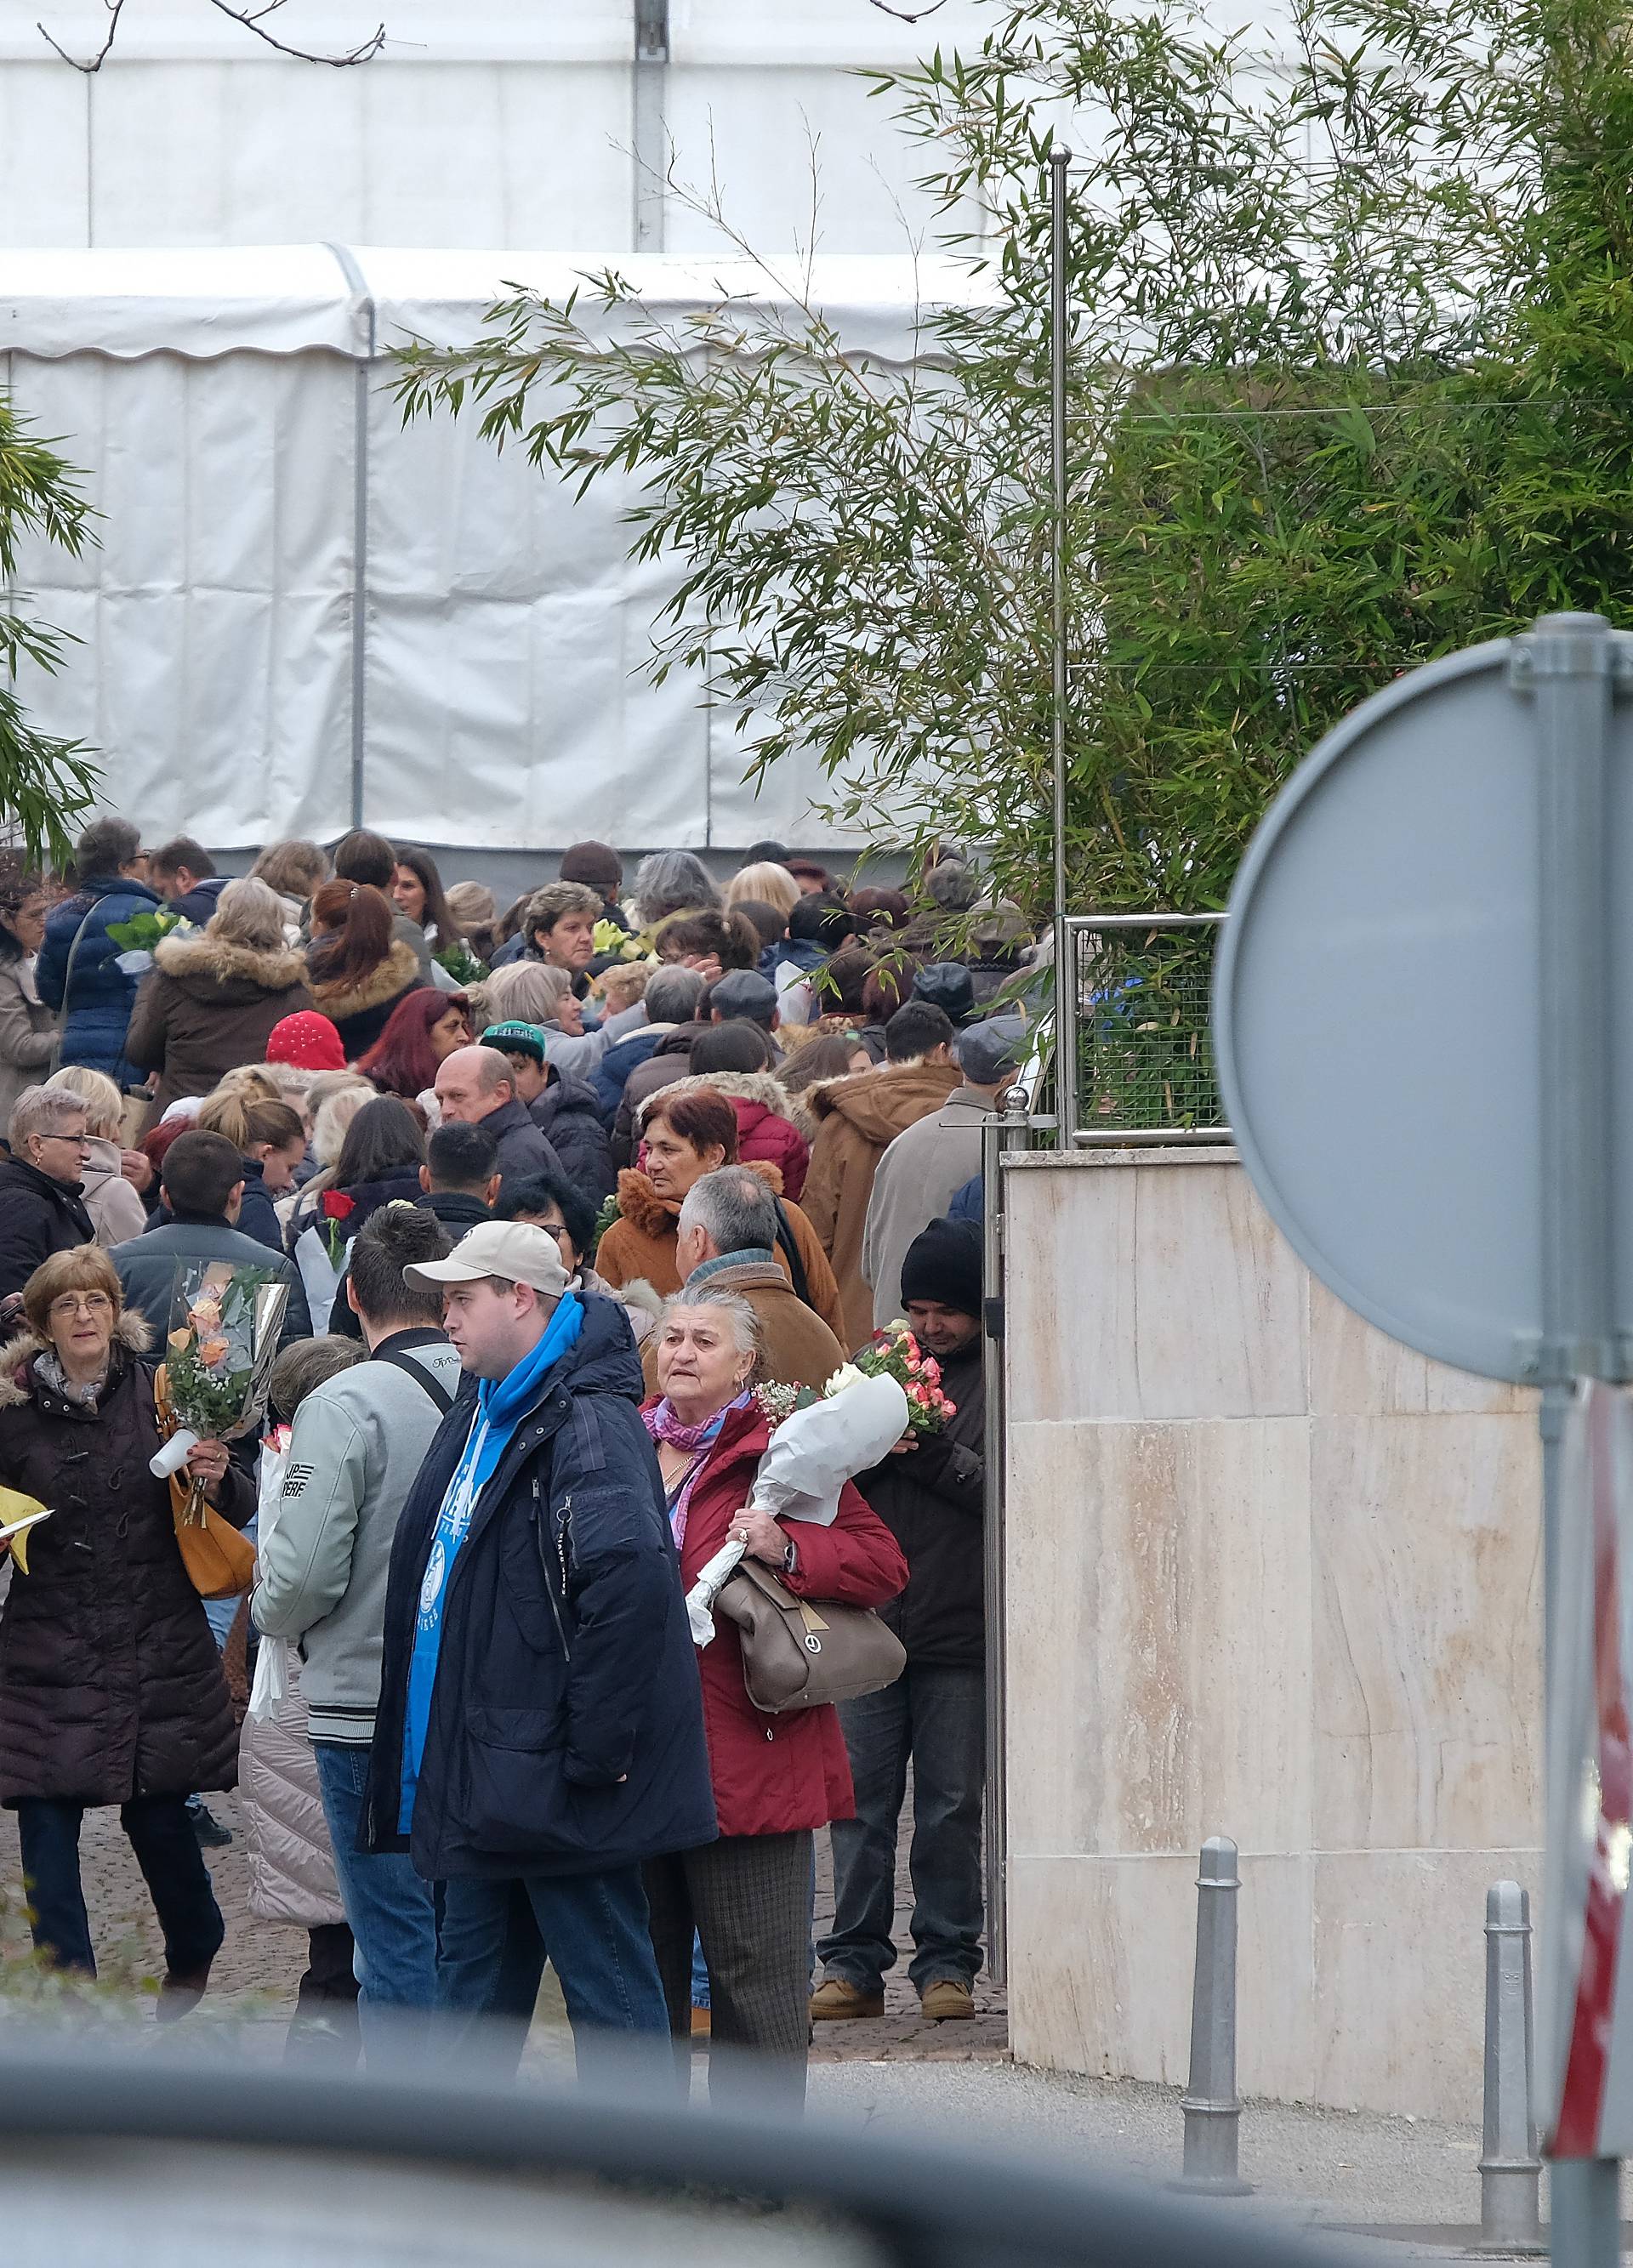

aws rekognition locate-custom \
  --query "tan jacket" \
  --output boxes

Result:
[0,957,54,1134]
[595,1165,846,1344]
[800,1058,963,1350]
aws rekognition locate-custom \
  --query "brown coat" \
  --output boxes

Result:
[595,1165,847,1344]
[125,931,311,1113]
[0,1313,250,1805]
[801,1058,964,1350]
[640,1255,844,1395]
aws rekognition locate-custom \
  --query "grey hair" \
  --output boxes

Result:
[644,964,705,1026]
[9,1083,88,1154]
[632,850,720,930]
[208,875,287,953]
[73,815,141,879]
[678,1166,777,1258]
[479,960,570,1027]
[657,1283,764,1368]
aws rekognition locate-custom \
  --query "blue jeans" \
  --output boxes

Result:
[15,1794,225,1980]
[313,1741,437,2043]
[820,1662,986,1993]
[435,1864,671,2083]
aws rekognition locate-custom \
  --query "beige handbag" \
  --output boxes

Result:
[714,1558,906,1714]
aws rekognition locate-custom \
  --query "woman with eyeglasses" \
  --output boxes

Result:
[0,1085,97,1305]
[0,1243,252,2004]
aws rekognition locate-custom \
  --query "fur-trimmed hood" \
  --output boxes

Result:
[305,939,421,1022]
[613,1157,787,1241]
[0,1308,153,1410]
[640,1069,794,1126]
[153,930,310,999]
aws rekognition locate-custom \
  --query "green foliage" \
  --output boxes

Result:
[434,939,490,987]
[0,396,100,870]
[391,0,1633,918]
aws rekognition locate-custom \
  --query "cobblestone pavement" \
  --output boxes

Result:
[0,1775,1008,2065]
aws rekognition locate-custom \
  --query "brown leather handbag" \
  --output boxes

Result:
[714,1558,906,1714]
[154,1369,256,1600]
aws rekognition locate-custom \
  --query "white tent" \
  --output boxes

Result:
[1,245,990,856]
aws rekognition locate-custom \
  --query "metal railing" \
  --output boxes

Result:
[1055,912,1230,1148]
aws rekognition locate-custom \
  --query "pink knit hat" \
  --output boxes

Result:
[265,1010,346,1071]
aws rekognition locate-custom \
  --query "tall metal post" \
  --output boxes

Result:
[632,0,669,252]
[1048,145,1078,1147]
[1479,1882,1545,2253]
[1515,612,1623,2268]
[1175,1836,1251,2195]
[981,1087,1030,1989]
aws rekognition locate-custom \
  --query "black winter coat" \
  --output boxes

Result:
[482,1096,566,1194]
[0,1157,96,1304]
[0,1317,251,1805]
[856,1338,986,1668]
[529,1070,616,1204]
[363,1293,716,1880]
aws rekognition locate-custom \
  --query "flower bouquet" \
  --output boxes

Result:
[593,918,653,964]
[435,939,488,986]
[150,1261,289,1515]
[105,907,186,975]
[829,1322,957,1435]
[685,1370,910,1645]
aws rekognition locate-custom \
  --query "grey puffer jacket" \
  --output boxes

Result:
[251,1330,464,1743]
[238,1653,346,1928]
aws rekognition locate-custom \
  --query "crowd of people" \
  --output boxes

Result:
[0,816,1033,2099]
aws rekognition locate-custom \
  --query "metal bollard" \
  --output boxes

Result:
[1476,1881,1545,2253]
[1175,1835,1253,2195]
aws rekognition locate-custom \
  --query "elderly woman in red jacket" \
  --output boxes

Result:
[641,1282,906,2112]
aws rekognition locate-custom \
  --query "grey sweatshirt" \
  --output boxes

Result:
[251,1329,464,1743]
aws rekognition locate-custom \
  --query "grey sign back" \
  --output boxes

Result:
[1212,615,1633,1386]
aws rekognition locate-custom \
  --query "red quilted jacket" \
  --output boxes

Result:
[731,1098,811,1202]
[659,1400,908,1839]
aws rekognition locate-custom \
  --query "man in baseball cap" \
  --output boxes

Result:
[362,1220,715,2072]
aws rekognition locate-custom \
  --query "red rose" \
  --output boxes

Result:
[321,1191,356,1221]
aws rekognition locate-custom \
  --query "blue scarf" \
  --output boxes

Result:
[399,1293,584,1831]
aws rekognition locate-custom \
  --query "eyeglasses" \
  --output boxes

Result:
[48,1293,113,1322]
[42,1132,92,1151]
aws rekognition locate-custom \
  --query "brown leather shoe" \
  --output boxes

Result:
[919,1978,975,2021]
[810,1975,885,2021]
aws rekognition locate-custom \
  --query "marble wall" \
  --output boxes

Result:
[1002,1147,1542,2123]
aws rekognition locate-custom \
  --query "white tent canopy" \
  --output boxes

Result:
[1,245,989,855]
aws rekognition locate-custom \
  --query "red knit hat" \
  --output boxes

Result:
[265,1010,346,1070]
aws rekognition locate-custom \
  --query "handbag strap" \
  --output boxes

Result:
[48,897,101,1079]
[772,1199,811,1308]
[372,1343,455,1414]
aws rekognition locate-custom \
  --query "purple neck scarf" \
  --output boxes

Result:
[643,1391,753,1549]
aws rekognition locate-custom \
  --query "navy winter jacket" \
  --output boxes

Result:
[589,1026,667,1121]
[530,1069,616,1204]
[37,874,166,1086]
[363,1293,717,1880]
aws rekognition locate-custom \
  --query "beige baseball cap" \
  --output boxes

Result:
[404,1220,569,1299]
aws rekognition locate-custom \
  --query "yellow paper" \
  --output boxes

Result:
[0,1487,49,1576]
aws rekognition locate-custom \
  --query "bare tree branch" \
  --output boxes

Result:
[37,0,125,73]
[38,0,385,71]
[867,0,947,20]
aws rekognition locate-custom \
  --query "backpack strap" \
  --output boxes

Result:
[772,1198,811,1308]
[372,1344,455,1415]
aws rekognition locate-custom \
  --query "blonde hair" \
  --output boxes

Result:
[215,1064,281,1103]
[249,838,328,901]
[207,875,288,954]
[312,1083,373,1168]
[44,1064,122,1140]
[725,861,800,918]
[596,963,651,1012]
[197,1089,303,1155]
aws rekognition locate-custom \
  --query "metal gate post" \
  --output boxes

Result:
[1477,1882,1545,2252]
[982,1087,1030,1991]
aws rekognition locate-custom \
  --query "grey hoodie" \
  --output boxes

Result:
[251,1329,464,1743]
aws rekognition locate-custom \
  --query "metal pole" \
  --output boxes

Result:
[1175,1836,1252,2196]
[1048,145,1078,1148]
[1478,1882,1545,2254]
[981,1087,1030,1991]
[1516,611,1622,2268]
[632,0,669,253]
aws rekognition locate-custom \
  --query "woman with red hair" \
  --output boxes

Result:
[304,882,425,1059]
[356,988,470,1103]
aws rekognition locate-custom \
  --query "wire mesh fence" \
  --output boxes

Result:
[1065,913,1226,1135]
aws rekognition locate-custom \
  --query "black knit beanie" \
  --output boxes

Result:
[899,1217,983,1319]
